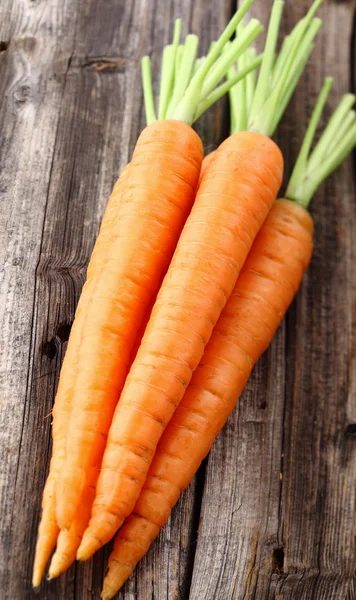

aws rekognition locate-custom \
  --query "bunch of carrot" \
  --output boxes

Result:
[32,0,356,597]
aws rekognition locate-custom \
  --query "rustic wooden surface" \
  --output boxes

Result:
[0,0,355,599]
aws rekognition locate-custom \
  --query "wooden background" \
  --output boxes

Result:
[1,0,356,598]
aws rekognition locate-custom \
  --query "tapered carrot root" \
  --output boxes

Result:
[32,476,59,587]
[48,273,160,579]
[101,199,313,599]
[78,131,283,560]
[32,170,128,586]
[56,121,203,531]
[48,468,97,579]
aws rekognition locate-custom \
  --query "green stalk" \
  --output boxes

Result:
[328,110,356,155]
[286,80,356,208]
[195,54,263,121]
[307,93,356,171]
[313,123,356,182]
[271,33,293,85]
[172,0,258,123]
[271,18,322,133]
[250,0,323,136]
[200,19,263,98]
[249,0,284,122]
[228,64,239,134]
[230,21,248,131]
[158,19,181,119]
[166,34,199,117]
[286,77,333,203]
[141,0,263,127]
[175,45,184,78]
[245,47,258,110]
[141,56,156,125]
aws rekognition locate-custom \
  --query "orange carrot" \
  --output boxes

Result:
[56,120,203,531]
[78,0,324,561]
[77,129,283,560]
[32,168,128,587]
[101,199,313,599]
[55,2,262,533]
[101,77,356,599]
[47,272,157,580]
[36,9,263,582]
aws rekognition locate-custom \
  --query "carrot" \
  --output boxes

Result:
[77,129,282,561]
[32,167,128,587]
[54,0,262,535]
[100,75,356,599]
[38,12,263,582]
[77,0,324,562]
[47,279,155,581]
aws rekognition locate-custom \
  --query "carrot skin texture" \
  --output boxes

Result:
[78,131,283,560]
[56,121,203,530]
[48,271,160,579]
[32,169,127,587]
[101,199,314,599]
[198,150,216,183]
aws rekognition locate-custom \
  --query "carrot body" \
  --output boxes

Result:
[101,198,313,598]
[32,169,128,586]
[56,121,203,530]
[78,131,283,560]
[48,270,160,579]
[198,150,216,183]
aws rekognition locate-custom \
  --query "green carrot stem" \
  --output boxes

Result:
[271,18,322,133]
[141,56,156,125]
[228,65,239,134]
[172,0,258,123]
[231,21,248,132]
[249,0,323,136]
[195,53,263,121]
[175,45,184,80]
[328,110,356,154]
[286,80,356,208]
[142,0,263,126]
[307,93,356,171]
[166,34,199,118]
[286,77,333,203]
[200,19,263,99]
[245,47,258,110]
[158,19,181,119]
[249,0,284,122]
[271,33,293,85]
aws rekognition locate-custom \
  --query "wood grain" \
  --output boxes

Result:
[1,0,355,599]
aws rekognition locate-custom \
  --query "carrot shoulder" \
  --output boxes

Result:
[77,130,283,560]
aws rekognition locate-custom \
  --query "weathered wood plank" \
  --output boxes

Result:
[0,1,78,595]
[189,1,356,599]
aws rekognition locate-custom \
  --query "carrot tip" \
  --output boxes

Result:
[76,533,99,561]
[100,586,113,600]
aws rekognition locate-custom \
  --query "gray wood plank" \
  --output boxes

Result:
[189,1,356,599]
[0,0,78,595]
